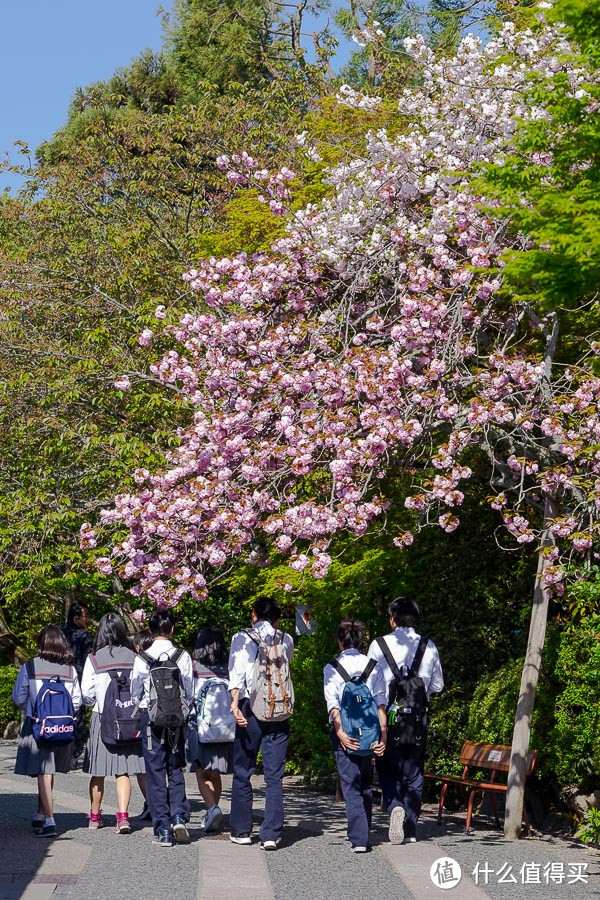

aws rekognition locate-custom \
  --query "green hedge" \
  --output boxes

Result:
[465,617,600,786]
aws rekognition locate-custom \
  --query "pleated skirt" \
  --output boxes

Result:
[14,717,73,776]
[83,711,145,777]
[188,741,233,775]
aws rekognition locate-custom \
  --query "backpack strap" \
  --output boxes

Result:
[26,659,35,680]
[359,658,377,683]
[408,637,429,677]
[171,648,184,664]
[375,637,404,681]
[329,660,351,683]
[244,628,261,647]
[140,651,154,666]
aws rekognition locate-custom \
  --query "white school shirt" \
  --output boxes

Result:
[323,649,387,724]
[81,646,137,714]
[130,639,194,710]
[228,621,294,701]
[367,628,444,701]
[12,657,82,717]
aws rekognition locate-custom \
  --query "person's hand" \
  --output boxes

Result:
[231,705,247,728]
[373,740,386,757]
[336,729,360,752]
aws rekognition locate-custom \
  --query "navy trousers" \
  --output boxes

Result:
[230,699,289,842]
[140,711,189,832]
[331,729,373,848]
[375,740,426,839]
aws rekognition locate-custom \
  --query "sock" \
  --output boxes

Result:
[44,817,55,827]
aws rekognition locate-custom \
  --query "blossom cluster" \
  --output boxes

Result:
[84,10,600,605]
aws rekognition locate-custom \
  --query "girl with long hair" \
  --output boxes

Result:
[12,624,83,837]
[188,627,234,832]
[81,612,145,833]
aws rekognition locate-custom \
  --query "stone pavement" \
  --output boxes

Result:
[0,740,598,900]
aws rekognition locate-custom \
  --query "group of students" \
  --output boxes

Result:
[11,594,443,852]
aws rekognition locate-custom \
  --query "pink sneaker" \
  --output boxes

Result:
[88,810,104,829]
[115,812,131,834]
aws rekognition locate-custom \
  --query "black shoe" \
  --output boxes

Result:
[37,823,57,838]
[137,802,152,822]
[153,828,173,847]
[171,815,190,844]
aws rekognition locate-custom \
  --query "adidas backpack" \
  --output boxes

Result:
[141,649,189,733]
[27,660,76,746]
[192,666,236,743]
[246,629,294,722]
[89,652,142,746]
[330,658,380,756]
[376,636,429,746]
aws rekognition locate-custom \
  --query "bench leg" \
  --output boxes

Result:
[438,783,448,825]
[466,789,478,833]
[490,792,501,828]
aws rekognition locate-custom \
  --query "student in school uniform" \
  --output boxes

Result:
[81,613,145,833]
[131,609,194,848]
[323,619,387,853]
[367,597,444,845]
[188,627,234,833]
[12,624,83,837]
[228,597,294,851]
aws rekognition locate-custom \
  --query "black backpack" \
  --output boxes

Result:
[376,636,429,746]
[140,649,189,735]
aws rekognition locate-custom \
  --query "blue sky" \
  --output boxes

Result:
[0,1,169,191]
[0,2,350,193]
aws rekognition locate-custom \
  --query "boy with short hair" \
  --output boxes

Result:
[324,619,387,852]
[367,597,444,845]
[131,609,194,848]
[228,597,294,850]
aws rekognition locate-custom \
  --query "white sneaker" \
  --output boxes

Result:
[202,805,223,832]
[230,833,252,845]
[402,836,417,844]
[351,846,368,853]
[260,839,278,851]
[389,807,405,845]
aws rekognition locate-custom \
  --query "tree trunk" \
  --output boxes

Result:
[0,603,28,664]
[504,492,559,839]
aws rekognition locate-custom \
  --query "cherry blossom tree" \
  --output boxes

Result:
[84,5,599,837]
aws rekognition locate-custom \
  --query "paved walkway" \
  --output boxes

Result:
[0,741,598,900]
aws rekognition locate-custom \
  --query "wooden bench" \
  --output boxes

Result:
[425,740,538,833]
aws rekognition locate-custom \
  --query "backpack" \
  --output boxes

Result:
[376,636,429,746]
[246,629,294,722]
[141,648,189,734]
[330,658,380,756]
[27,660,76,747]
[89,652,142,747]
[194,667,236,743]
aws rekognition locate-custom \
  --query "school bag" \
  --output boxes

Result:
[194,666,236,743]
[246,629,294,722]
[27,660,76,746]
[376,636,429,746]
[140,648,189,735]
[330,658,380,756]
[89,652,142,746]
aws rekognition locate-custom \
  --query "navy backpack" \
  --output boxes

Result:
[27,660,76,746]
